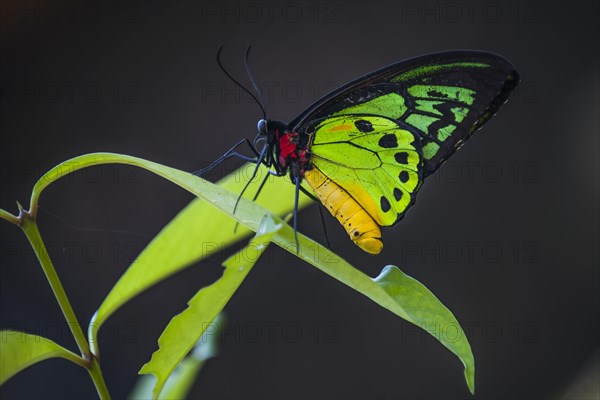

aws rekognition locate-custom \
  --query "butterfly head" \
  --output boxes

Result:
[257,119,268,135]
[257,119,288,140]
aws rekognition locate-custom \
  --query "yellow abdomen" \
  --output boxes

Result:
[304,168,383,255]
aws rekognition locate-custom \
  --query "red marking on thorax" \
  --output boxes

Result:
[277,130,298,167]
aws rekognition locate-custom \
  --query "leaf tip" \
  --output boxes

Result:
[465,363,475,395]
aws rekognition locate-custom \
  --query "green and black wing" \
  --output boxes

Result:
[291,50,519,176]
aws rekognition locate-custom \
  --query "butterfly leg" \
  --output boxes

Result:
[233,145,269,213]
[193,138,261,176]
[293,175,301,253]
[232,168,278,233]
[250,168,278,203]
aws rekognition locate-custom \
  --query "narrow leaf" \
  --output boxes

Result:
[139,216,282,398]
[260,221,476,393]
[128,315,223,400]
[374,266,475,394]
[26,153,475,392]
[0,330,83,385]
[78,162,309,353]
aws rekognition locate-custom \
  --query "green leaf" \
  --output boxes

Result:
[128,315,223,400]
[27,153,475,393]
[374,266,475,394]
[139,215,282,398]
[0,330,84,386]
[79,162,310,354]
[260,219,476,394]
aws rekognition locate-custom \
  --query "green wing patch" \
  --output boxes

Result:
[331,93,407,120]
[309,115,423,226]
[325,79,498,176]
[292,52,518,176]
[391,61,491,82]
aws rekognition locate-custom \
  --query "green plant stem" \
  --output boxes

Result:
[89,357,111,399]
[19,210,111,399]
[20,212,90,355]
[0,208,20,225]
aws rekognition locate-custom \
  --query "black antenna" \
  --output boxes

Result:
[217,45,266,119]
[244,45,267,119]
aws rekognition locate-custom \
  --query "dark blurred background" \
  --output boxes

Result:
[1,1,598,399]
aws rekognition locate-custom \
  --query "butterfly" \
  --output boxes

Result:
[200,49,519,254]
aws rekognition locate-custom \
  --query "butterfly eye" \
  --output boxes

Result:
[257,119,267,135]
